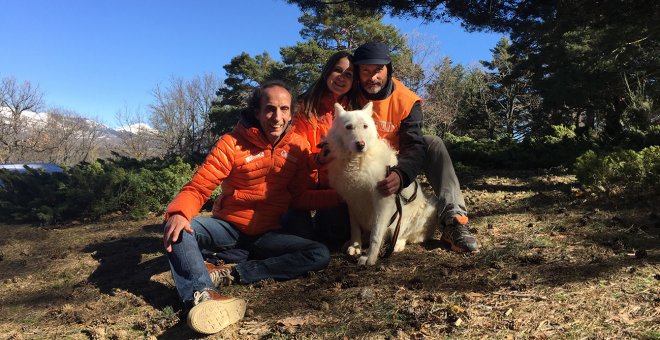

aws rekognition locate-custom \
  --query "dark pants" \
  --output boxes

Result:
[282,204,351,251]
[422,135,467,222]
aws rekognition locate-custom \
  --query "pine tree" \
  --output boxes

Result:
[288,0,660,144]
[211,4,416,134]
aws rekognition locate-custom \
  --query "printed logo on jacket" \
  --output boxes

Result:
[280,150,298,162]
[245,151,265,163]
[374,120,396,133]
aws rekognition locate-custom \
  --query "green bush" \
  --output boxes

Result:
[445,125,593,169]
[641,125,660,147]
[0,168,69,224]
[0,157,193,225]
[574,146,660,197]
[536,124,577,144]
[640,146,660,187]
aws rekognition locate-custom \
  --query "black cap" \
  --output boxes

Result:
[353,42,391,65]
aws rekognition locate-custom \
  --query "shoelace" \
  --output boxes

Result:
[193,290,212,306]
[451,224,471,240]
[209,268,234,287]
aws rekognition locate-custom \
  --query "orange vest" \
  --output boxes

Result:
[359,78,421,150]
[166,122,340,236]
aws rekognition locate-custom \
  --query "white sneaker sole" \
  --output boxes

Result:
[187,297,247,334]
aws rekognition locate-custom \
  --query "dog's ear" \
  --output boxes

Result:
[327,107,345,152]
[334,103,345,116]
[326,126,342,153]
[361,101,373,114]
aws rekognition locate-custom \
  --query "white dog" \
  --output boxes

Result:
[326,102,438,265]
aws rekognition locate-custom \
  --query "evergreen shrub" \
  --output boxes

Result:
[574,146,660,197]
[0,157,193,225]
[445,125,593,169]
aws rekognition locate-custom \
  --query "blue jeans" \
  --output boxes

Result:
[166,217,330,302]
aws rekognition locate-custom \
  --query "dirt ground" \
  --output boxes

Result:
[1,169,658,339]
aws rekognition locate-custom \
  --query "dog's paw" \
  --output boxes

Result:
[393,240,407,252]
[348,247,362,256]
[357,255,378,266]
[347,244,362,257]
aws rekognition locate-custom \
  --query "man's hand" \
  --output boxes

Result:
[377,171,401,197]
[163,214,193,252]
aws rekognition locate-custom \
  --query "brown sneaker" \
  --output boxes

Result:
[187,290,246,334]
[205,261,236,287]
[441,215,479,252]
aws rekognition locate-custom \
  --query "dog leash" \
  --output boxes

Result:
[383,166,419,258]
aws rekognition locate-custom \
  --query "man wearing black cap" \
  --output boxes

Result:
[350,41,479,252]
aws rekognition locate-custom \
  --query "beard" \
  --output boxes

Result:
[363,83,383,94]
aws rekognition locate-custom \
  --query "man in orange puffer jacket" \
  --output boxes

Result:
[162,80,341,335]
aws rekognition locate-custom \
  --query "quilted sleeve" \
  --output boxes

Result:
[165,136,235,221]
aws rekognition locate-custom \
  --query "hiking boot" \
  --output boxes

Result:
[441,215,479,252]
[187,290,246,335]
[205,261,236,287]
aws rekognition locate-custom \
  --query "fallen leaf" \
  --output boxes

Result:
[277,316,310,327]
[466,292,485,298]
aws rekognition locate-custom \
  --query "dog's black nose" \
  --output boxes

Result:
[356,141,365,151]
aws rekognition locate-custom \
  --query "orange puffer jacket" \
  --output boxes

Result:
[166,117,341,236]
[292,93,346,189]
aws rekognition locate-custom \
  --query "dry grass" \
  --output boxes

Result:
[1,169,658,339]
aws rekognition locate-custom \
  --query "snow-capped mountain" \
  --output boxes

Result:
[1,106,156,141]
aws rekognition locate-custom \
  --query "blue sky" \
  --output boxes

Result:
[1,0,503,127]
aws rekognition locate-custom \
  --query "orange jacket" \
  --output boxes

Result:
[363,78,421,150]
[292,93,339,154]
[166,117,341,236]
[292,93,346,188]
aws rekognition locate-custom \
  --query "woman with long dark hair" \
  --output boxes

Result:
[286,51,355,248]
